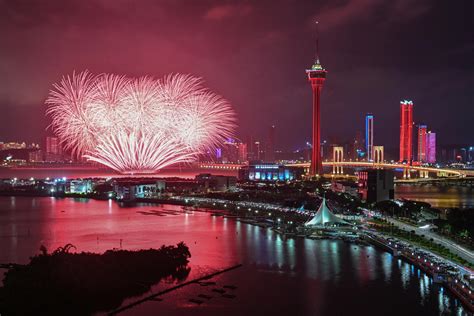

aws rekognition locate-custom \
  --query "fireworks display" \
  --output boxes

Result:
[46,71,236,174]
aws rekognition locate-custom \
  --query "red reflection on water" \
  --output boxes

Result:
[0,197,239,274]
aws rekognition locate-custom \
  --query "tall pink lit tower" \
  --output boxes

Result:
[306,21,327,176]
[399,100,414,162]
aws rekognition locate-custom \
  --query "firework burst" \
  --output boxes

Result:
[46,71,236,174]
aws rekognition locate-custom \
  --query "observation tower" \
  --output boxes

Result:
[306,22,327,176]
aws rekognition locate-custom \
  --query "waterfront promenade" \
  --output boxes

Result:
[386,217,474,265]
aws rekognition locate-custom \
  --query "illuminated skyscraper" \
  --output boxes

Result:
[219,139,248,163]
[306,22,327,176]
[399,100,413,162]
[426,131,436,163]
[365,114,374,161]
[417,124,427,162]
[237,142,248,163]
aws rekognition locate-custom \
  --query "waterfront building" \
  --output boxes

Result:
[426,131,436,163]
[365,114,374,161]
[0,142,27,150]
[417,124,428,162]
[399,100,414,162]
[67,179,93,194]
[358,169,394,203]
[239,163,304,181]
[195,174,237,192]
[114,180,166,201]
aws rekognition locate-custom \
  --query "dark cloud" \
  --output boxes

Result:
[313,0,433,30]
[204,3,253,20]
[0,0,472,154]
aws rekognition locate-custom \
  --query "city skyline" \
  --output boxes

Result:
[0,2,473,315]
[0,0,472,150]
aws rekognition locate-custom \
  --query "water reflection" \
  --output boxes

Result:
[396,185,474,209]
[0,196,468,315]
[381,253,393,282]
[401,262,410,289]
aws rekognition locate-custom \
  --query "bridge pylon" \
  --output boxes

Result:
[373,146,384,166]
[332,147,344,174]
[419,170,429,178]
[403,168,410,179]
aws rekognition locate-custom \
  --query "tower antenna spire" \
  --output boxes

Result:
[315,20,320,64]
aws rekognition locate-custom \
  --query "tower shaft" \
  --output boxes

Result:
[310,80,324,175]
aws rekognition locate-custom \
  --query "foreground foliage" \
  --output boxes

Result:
[0,242,191,315]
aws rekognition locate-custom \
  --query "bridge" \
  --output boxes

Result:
[198,161,474,180]
[286,161,474,179]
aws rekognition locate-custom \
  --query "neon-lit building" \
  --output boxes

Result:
[239,163,304,181]
[417,124,427,162]
[306,26,327,176]
[426,131,436,163]
[399,100,413,162]
[365,114,374,161]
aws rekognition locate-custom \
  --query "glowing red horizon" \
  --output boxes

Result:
[46,71,236,174]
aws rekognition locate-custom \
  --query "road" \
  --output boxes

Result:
[386,217,474,265]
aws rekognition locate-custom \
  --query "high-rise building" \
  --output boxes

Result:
[254,141,261,161]
[306,23,327,176]
[220,139,248,163]
[45,136,63,162]
[46,137,59,155]
[365,114,374,161]
[237,142,248,163]
[28,150,43,162]
[246,135,254,161]
[426,131,436,163]
[265,125,275,162]
[417,124,428,162]
[399,100,413,162]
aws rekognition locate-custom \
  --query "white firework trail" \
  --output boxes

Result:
[46,71,236,174]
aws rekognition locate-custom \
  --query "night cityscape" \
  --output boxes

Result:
[0,1,473,315]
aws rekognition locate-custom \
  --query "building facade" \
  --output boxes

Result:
[399,100,414,162]
[358,169,394,203]
[426,131,436,163]
[365,114,374,161]
[417,124,428,162]
[45,136,63,162]
[195,174,237,192]
[239,163,304,181]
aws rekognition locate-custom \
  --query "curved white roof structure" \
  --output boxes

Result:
[305,197,347,226]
